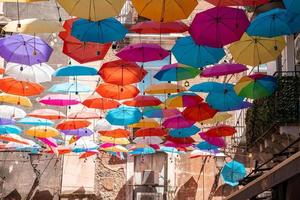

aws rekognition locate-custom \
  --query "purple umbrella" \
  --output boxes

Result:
[0,34,53,65]
[189,7,250,48]
[199,132,226,148]
[162,115,195,128]
[61,128,94,136]
[201,63,248,77]
[0,118,15,125]
[116,43,170,62]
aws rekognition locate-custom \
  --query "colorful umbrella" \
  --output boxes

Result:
[190,149,216,158]
[200,112,232,124]
[123,95,162,107]
[131,21,188,34]
[154,63,201,81]
[48,82,91,94]
[99,129,130,138]
[0,134,28,145]
[133,136,163,145]
[79,150,98,159]
[234,73,277,99]
[143,106,181,118]
[82,95,120,110]
[0,118,15,125]
[162,115,195,129]
[116,43,170,62]
[0,93,32,107]
[106,106,142,126]
[145,83,186,94]
[182,103,218,122]
[286,12,300,34]
[196,142,219,152]
[0,77,44,96]
[99,60,147,85]
[129,147,156,155]
[221,161,246,187]
[283,0,300,14]
[62,128,94,137]
[169,125,200,138]
[96,83,140,100]
[39,94,81,106]
[160,146,183,154]
[132,0,198,22]
[94,118,123,132]
[5,62,54,83]
[57,120,91,130]
[189,82,234,93]
[135,128,168,137]
[100,136,130,145]
[27,109,66,120]
[129,118,160,129]
[166,136,195,145]
[25,126,59,138]
[71,18,128,43]
[165,92,203,108]
[206,90,245,111]
[206,125,237,137]
[205,0,269,6]
[68,110,101,120]
[53,65,98,77]
[171,36,225,68]
[0,125,22,135]
[201,63,248,78]
[189,7,250,48]
[199,132,226,148]
[229,33,286,66]
[17,117,54,126]
[70,138,98,153]
[0,105,26,119]
[37,137,58,148]
[0,34,53,65]
[57,0,126,21]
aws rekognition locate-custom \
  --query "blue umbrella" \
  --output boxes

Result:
[0,125,22,135]
[17,117,54,126]
[169,125,200,138]
[189,82,234,93]
[286,12,300,34]
[196,141,219,152]
[283,0,300,14]
[160,146,183,154]
[0,118,15,125]
[171,36,225,68]
[53,65,98,77]
[129,147,156,155]
[221,160,246,187]
[247,9,292,37]
[206,90,245,111]
[48,82,91,93]
[71,18,128,43]
[106,106,142,126]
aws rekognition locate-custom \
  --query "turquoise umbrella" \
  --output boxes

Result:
[53,65,98,76]
[0,125,22,135]
[17,117,54,126]
[106,106,142,126]
[129,147,156,155]
[169,125,200,138]
[206,90,245,111]
[196,141,219,152]
[283,0,300,14]
[48,82,91,93]
[189,82,234,93]
[221,160,246,187]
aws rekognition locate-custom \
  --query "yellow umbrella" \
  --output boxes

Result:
[129,118,160,128]
[99,136,130,145]
[25,126,59,138]
[145,83,186,94]
[101,145,128,153]
[229,33,286,67]
[199,112,232,124]
[132,0,198,22]
[57,0,126,21]
[0,93,32,107]
[3,18,64,33]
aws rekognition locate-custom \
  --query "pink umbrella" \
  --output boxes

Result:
[199,132,226,148]
[37,137,58,148]
[201,63,248,77]
[162,115,195,128]
[68,110,101,119]
[189,7,250,48]
[164,141,192,148]
[39,94,81,106]
[116,43,170,62]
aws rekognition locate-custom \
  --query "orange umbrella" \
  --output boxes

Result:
[82,95,120,110]
[0,134,28,145]
[145,83,186,94]
[135,128,168,137]
[99,129,130,138]
[68,110,101,119]
[96,83,140,100]
[0,77,44,96]
[0,68,4,74]
[129,118,160,128]
[182,103,218,122]
[123,95,162,107]
[99,60,147,85]
[205,125,237,137]
[27,109,66,120]
[79,151,98,159]
[56,120,91,130]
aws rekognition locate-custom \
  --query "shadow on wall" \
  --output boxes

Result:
[175,177,198,200]
[115,182,127,200]
[3,189,22,200]
[32,190,53,200]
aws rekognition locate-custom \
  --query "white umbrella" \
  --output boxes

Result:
[133,136,163,145]
[0,105,26,119]
[5,62,55,83]
[94,118,122,132]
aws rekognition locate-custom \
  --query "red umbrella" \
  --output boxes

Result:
[205,125,237,137]
[123,95,162,107]
[205,0,269,6]
[82,95,120,110]
[165,136,195,145]
[56,120,91,130]
[135,128,168,137]
[182,103,218,122]
[99,129,130,138]
[96,83,140,100]
[131,21,188,34]
[99,60,147,85]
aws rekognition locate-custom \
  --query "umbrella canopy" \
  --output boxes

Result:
[283,0,300,14]
[189,82,234,93]
[0,125,22,135]
[200,112,232,124]
[196,141,219,152]
[53,65,98,77]
[25,126,59,138]
[171,36,225,68]
[143,106,181,118]
[247,8,292,38]
[3,18,64,33]
[57,0,126,21]
[106,106,142,126]
[229,33,286,66]
[201,63,247,78]
[116,43,170,62]
[131,21,188,34]
[71,18,128,43]
[101,144,128,153]
[206,90,245,111]
[27,109,65,120]
[206,125,237,137]
[160,146,183,154]
[205,0,269,6]
[99,60,147,85]
[0,34,53,65]
[163,115,195,128]
[135,128,168,137]
[100,136,130,145]
[166,92,203,108]
[0,105,26,119]
[0,77,44,96]
[166,136,195,145]
[5,62,54,83]
[48,82,91,94]
[145,83,186,94]
[129,146,156,155]
[0,118,15,125]
[234,73,277,99]
[154,63,201,81]
[62,128,94,137]
[79,150,98,159]
[57,120,91,130]
[39,94,81,106]
[68,110,101,120]
[182,103,218,122]
[221,161,246,187]
[96,83,140,100]
[134,136,163,145]
[199,132,226,148]
[132,0,198,22]
[128,119,160,128]
[70,138,98,153]
[189,7,250,48]
[0,134,28,145]
[123,95,162,107]
[99,129,130,138]
[190,149,216,158]
[37,137,58,148]
[94,118,123,132]
[17,117,54,126]
[0,93,32,107]
[82,95,120,110]
[169,125,200,138]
